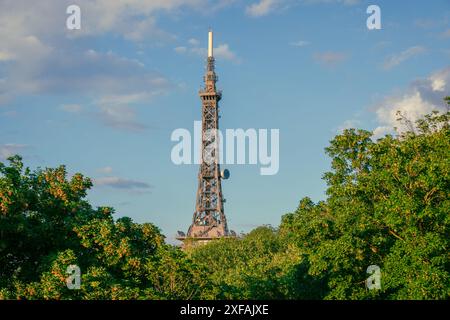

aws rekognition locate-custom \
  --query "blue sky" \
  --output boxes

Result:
[0,0,449,243]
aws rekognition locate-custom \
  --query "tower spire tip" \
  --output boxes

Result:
[208,29,213,58]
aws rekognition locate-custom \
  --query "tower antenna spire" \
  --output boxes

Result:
[208,29,213,58]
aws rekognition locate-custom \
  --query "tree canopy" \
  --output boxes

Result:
[0,158,209,299]
[1,99,449,300]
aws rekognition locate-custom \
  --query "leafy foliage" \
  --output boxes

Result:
[192,99,449,300]
[0,159,208,299]
[279,104,450,299]
[1,98,449,300]
[189,226,305,299]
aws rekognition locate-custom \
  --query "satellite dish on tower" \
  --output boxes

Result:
[221,169,230,180]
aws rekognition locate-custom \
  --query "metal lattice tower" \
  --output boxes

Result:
[177,30,231,242]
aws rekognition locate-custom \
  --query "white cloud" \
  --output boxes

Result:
[64,0,207,39]
[215,44,241,62]
[289,40,310,47]
[1,39,169,129]
[372,126,392,139]
[372,67,450,138]
[174,40,240,62]
[246,0,278,17]
[337,119,361,133]
[246,0,359,17]
[382,46,426,70]
[94,93,157,131]
[0,51,15,62]
[0,0,211,107]
[0,144,28,160]
[430,70,447,92]
[375,92,435,133]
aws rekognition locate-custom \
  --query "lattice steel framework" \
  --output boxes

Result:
[175,31,231,243]
[185,52,229,239]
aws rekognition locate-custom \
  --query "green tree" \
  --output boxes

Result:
[280,101,450,299]
[1,98,448,300]
[190,226,304,299]
[0,157,208,300]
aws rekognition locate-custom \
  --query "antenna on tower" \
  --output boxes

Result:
[208,29,213,58]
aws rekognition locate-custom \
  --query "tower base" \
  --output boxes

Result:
[188,224,228,239]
